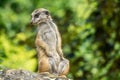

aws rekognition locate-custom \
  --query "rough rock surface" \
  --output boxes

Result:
[0,69,70,80]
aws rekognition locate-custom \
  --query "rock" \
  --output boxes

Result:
[0,69,70,80]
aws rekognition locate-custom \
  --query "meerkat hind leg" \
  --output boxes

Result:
[48,57,58,75]
[58,59,69,76]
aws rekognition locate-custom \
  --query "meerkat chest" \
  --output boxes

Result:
[37,23,57,46]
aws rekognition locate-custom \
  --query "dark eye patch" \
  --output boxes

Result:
[44,11,49,15]
[34,13,40,18]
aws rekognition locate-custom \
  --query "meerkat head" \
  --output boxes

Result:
[31,8,52,25]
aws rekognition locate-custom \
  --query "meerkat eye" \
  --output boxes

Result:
[44,11,49,15]
[34,13,40,18]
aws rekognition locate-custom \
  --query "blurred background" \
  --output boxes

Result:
[0,0,120,80]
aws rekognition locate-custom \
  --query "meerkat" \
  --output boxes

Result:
[31,8,69,76]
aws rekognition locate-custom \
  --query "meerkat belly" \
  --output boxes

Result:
[52,51,61,63]
[38,23,57,47]
[42,30,56,47]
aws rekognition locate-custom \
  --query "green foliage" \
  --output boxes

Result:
[0,0,37,71]
[0,0,120,80]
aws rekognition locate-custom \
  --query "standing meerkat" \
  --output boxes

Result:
[31,8,69,76]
